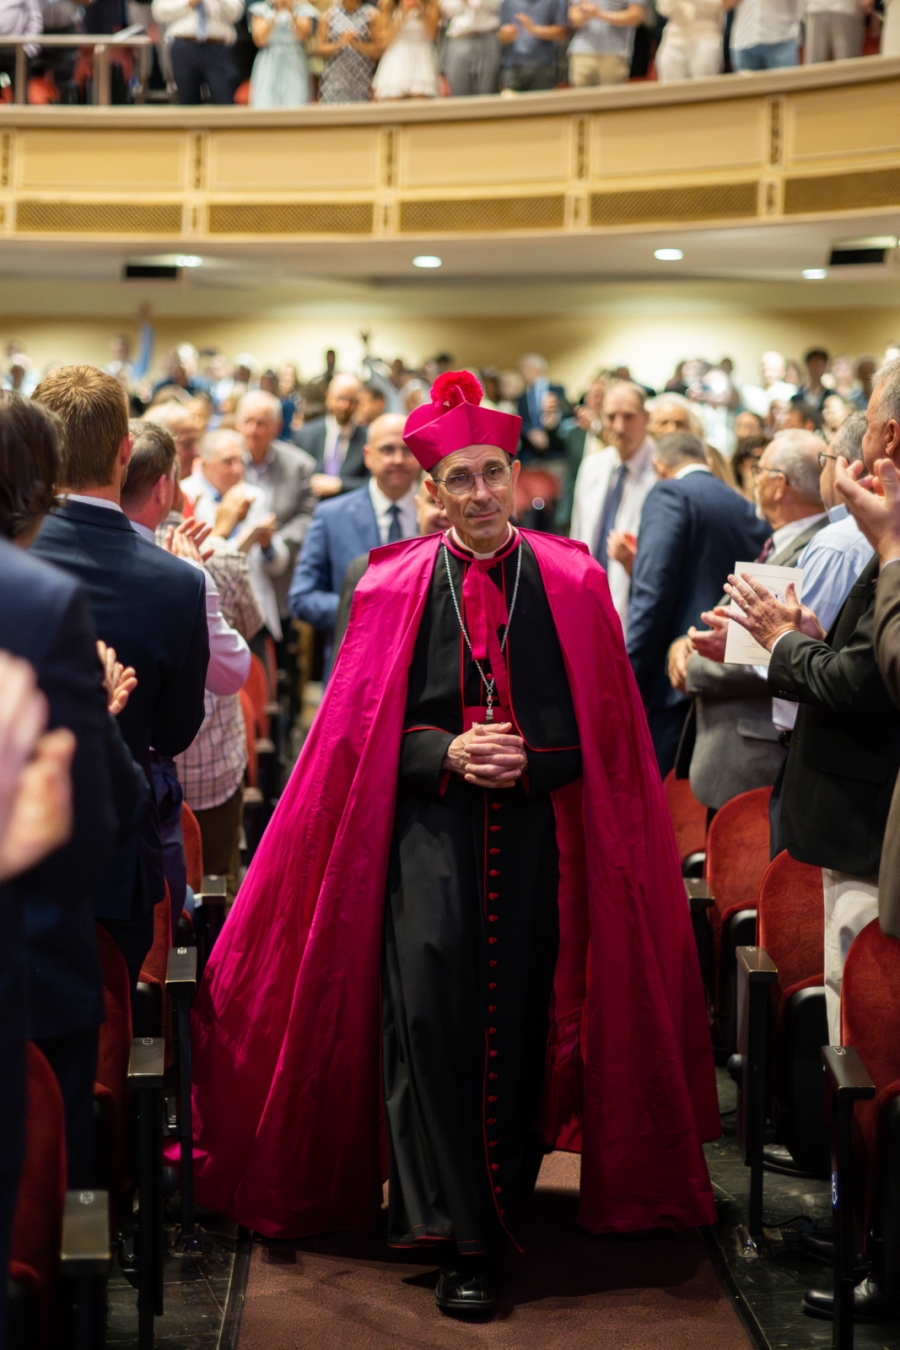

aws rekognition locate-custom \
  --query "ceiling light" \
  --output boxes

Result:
[176,255,203,268]
[654,248,683,261]
[412,255,442,269]
[802,268,827,280]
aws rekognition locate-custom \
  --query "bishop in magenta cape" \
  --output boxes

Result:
[191,377,719,1248]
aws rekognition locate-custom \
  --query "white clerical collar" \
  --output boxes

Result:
[61,492,123,513]
[449,524,514,560]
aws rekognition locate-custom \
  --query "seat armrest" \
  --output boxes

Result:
[128,1036,165,1090]
[166,944,197,992]
[736,945,777,982]
[61,1189,111,1278]
[195,873,227,908]
[684,877,714,911]
[821,1045,876,1099]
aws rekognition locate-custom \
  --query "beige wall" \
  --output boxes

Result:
[4,304,900,395]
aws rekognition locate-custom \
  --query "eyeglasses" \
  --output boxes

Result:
[750,464,790,486]
[431,462,513,496]
[817,451,839,469]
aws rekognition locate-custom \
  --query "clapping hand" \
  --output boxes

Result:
[163,518,215,564]
[213,485,254,538]
[722,574,824,652]
[443,722,527,789]
[97,640,138,717]
[835,456,900,566]
[688,610,730,663]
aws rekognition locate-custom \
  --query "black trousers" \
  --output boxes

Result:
[171,38,237,105]
[33,1026,100,1190]
[647,704,690,780]
[98,910,154,1013]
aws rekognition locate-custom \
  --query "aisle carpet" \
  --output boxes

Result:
[238,1153,750,1349]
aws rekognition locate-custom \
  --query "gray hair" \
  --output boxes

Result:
[200,428,244,461]
[830,410,867,465]
[766,430,823,504]
[237,389,282,423]
[873,357,900,424]
[653,431,706,468]
[647,392,704,436]
[603,379,647,412]
[520,353,548,375]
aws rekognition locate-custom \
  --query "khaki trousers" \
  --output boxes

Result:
[822,867,879,1044]
[568,51,631,86]
[193,785,244,904]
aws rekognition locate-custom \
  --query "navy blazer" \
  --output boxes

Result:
[32,501,209,918]
[291,417,369,493]
[626,470,769,714]
[288,486,380,637]
[0,538,144,1038]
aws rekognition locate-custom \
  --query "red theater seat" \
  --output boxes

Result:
[662,769,707,868]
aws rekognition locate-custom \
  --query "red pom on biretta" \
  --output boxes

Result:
[430,370,484,410]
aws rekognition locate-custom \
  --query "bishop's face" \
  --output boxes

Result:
[427,444,519,554]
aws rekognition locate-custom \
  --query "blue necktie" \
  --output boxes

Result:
[387,503,403,543]
[593,463,626,568]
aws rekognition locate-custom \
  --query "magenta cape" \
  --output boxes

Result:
[191,530,719,1238]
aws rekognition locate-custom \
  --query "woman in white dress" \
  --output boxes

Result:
[655,0,725,79]
[372,0,440,98]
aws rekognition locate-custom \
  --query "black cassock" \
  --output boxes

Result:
[382,532,582,1254]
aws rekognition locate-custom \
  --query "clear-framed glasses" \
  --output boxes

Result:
[432,461,513,496]
[750,463,790,486]
[817,451,839,470]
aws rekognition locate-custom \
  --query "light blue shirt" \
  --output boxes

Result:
[795,503,875,635]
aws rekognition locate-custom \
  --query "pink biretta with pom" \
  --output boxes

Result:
[402,370,522,472]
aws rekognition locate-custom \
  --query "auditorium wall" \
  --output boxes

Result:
[3,285,900,392]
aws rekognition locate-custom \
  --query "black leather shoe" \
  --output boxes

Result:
[803,1279,900,1322]
[800,1231,834,1264]
[435,1266,495,1317]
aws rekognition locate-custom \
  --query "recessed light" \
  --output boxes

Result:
[412,255,442,269]
[803,268,827,280]
[654,248,683,261]
[176,255,203,268]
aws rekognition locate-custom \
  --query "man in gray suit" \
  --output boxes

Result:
[669,430,827,809]
[237,390,317,623]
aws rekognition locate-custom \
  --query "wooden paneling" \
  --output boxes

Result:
[208,127,380,192]
[592,99,767,178]
[16,130,184,191]
[785,84,900,165]
[398,117,571,188]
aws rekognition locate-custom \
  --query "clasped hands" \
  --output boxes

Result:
[442,722,526,789]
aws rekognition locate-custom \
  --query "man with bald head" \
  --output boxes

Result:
[570,379,658,629]
[236,389,316,623]
[292,373,369,499]
[289,413,420,673]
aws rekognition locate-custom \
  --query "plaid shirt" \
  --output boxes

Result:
[158,518,265,811]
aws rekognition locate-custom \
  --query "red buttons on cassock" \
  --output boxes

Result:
[491,802,502,811]
[489,1027,497,1034]
[491,1163,498,1172]
[499,1209,505,1216]
[490,825,501,833]
[489,1072,498,1080]
[488,1140,497,1148]
[488,915,498,923]
[489,892,499,900]
[489,869,500,877]
[487,1117,497,1125]
[494,1186,502,1194]
[489,848,500,856]
[488,1095,497,1103]
[489,981,497,989]
[489,1049,498,1058]
[488,1004,496,1012]
[488,936,497,944]
[489,960,497,968]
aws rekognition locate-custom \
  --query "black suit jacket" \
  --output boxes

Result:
[0,538,144,1038]
[32,501,209,918]
[768,554,900,876]
[626,470,769,713]
[291,418,369,492]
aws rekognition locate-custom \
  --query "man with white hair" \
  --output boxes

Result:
[145,398,206,482]
[647,393,703,441]
[182,429,289,642]
[237,389,316,624]
[292,373,369,499]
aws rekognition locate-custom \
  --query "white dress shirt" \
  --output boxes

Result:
[368,478,418,545]
[130,518,250,697]
[440,0,501,37]
[151,0,244,42]
[673,462,712,480]
[323,415,354,475]
[181,470,290,640]
[570,436,658,632]
[62,492,123,512]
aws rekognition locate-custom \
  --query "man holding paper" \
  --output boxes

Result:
[719,376,900,1050]
[670,431,827,808]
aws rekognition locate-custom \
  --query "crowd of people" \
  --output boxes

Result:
[0,0,894,106]
[4,326,900,1329]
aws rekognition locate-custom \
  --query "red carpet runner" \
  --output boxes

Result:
[238,1153,748,1349]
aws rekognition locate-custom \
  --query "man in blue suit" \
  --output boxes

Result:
[31,366,209,996]
[289,414,420,673]
[626,431,769,777]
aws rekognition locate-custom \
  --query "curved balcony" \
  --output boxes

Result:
[0,56,898,255]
